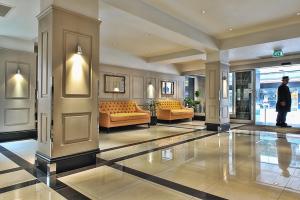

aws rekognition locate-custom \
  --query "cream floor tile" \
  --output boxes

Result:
[0,153,19,171]
[278,189,300,200]
[0,170,35,188]
[103,181,192,200]
[99,126,191,150]
[0,183,66,200]
[116,131,300,200]
[205,180,283,200]
[59,166,192,200]
[98,130,212,161]
[1,139,37,164]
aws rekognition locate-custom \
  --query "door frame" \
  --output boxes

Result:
[230,69,256,124]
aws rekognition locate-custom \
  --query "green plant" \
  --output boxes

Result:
[184,97,195,108]
[195,90,201,98]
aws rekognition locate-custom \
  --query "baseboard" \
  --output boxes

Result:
[0,129,37,142]
[36,148,100,175]
[206,123,230,131]
[193,115,206,121]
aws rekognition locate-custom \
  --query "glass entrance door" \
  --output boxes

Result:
[255,65,300,127]
[230,70,254,123]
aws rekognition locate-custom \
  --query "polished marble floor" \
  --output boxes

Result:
[0,123,300,199]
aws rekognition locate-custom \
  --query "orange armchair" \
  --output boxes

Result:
[156,100,194,121]
[99,101,150,131]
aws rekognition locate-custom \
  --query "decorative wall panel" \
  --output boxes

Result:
[132,76,144,99]
[208,105,217,120]
[63,30,92,97]
[208,70,216,99]
[62,112,91,144]
[41,31,49,97]
[5,62,30,99]
[40,113,48,143]
[4,108,29,126]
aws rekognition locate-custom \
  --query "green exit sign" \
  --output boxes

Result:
[273,49,284,57]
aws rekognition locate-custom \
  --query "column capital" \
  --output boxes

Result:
[206,50,230,65]
[40,0,99,19]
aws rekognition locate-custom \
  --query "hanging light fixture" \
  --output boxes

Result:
[76,44,83,55]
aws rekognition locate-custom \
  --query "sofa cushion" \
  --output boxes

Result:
[171,109,193,115]
[100,101,137,114]
[110,112,148,122]
[157,100,182,110]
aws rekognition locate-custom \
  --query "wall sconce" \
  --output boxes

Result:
[16,67,21,75]
[76,44,83,55]
[113,87,120,92]
[147,81,155,99]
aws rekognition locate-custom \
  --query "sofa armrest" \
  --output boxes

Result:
[99,111,110,127]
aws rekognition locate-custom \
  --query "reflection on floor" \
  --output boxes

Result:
[0,123,300,199]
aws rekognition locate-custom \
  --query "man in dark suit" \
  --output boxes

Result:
[276,76,291,127]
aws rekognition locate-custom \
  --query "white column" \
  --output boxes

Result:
[205,51,230,131]
[36,0,100,174]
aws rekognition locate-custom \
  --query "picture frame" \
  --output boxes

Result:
[161,81,174,95]
[104,74,125,93]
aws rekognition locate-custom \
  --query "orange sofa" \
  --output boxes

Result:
[156,100,194,121]
[99,101,150,131]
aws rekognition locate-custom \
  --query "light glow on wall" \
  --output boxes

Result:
[71,54,84,81]
[147,82,155,99]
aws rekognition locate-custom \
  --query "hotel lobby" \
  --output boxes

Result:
[1,0,300,199]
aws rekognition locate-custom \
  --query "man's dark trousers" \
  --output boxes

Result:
[277,110,287,125]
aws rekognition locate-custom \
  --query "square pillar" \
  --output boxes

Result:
[205,61,230,131]
[36,4,100,175]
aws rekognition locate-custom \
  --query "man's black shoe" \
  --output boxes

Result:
[276,123,282,127]
[281,123,292,128]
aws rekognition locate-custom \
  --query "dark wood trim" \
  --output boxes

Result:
[0,129,37,142]
[36,148,100,174]
[206,123,230,131]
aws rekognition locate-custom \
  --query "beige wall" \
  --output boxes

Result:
[0,48,36,132]
[99,64,185,105]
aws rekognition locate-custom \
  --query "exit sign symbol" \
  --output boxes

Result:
[273,49,284,57]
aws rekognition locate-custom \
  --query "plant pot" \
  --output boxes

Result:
[194,104,201,113]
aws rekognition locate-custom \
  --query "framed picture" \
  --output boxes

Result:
[161,81,174,95]
[104,75,125,93]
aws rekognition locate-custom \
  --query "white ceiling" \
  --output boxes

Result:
[99,3,190,57]
[143,0,300,39]
[0,0,39,40]
[229,37,300,61]
[1,0,300,73]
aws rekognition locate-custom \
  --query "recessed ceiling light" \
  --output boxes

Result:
[229,28,233,31]
[297,12,300,16]
[202,10,206,14]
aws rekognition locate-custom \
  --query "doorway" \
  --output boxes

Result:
[229,70,255,123]
[255,65,300,127]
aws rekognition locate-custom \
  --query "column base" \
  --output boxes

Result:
[206,123,230,131]
[36,148,99,175]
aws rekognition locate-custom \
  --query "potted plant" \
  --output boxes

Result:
[145,100,158,125]
[194,90,201,113]
[184,97,195,108]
